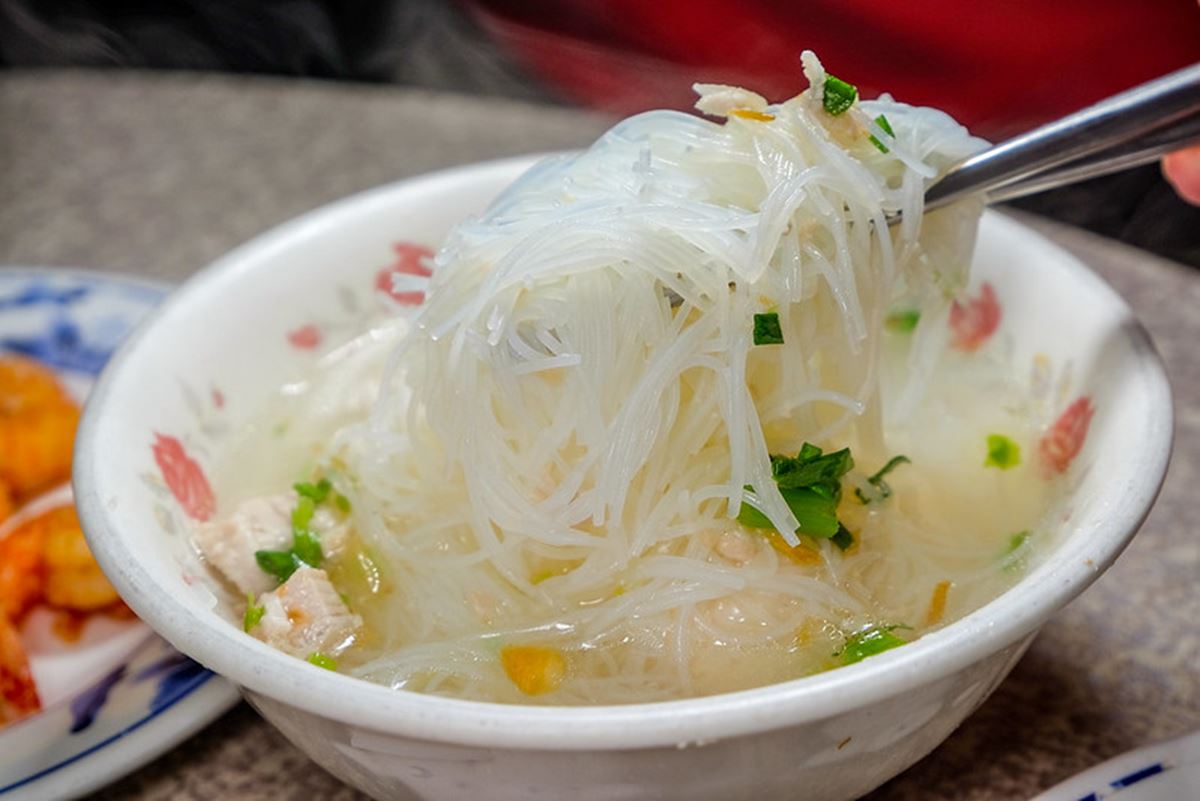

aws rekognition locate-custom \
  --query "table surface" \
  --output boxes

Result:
[1,69,1197,801]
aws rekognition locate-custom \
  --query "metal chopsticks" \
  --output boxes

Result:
[918,62,1200,215]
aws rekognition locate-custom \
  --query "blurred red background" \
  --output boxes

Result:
[467,0,1200,139]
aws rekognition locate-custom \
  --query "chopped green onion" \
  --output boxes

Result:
[840,625,907,665]
[753,312,784,345]
[294,478,332,504]
[1001,530,1031,572]
[869,114,895,153]
[855,454,911,503]
[885,309,920,333]
[985,434,1021,469]
[291,529,324,568]
[823,74,858,116]
[292,495,315,531]
[258,476,335,584]
[243,592,265,632]
[255,549,300,583]
[335,493,352,513]
[306,652,338,671]
[255,521,324,584]
[830,524,855,551]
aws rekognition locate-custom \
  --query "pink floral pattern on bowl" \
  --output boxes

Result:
[281,241,433,353]
[151,434,215,523]
[949,281,1001,352]
[375,242,434,306]
[155,240,436,528]
[1039,397,1096,477]
[943,281,1095,480]
[286,325,323,350]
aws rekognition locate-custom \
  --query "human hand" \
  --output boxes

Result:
[1163,145,1200,205]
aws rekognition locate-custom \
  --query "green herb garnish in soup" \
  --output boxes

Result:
[291,530,324,569]
[985,434,1021,469]
[822,74,858,115]
[254,549,300,583]
[243,593,265,633]
[738,443,854,540]
[753,312,784,345]
[830,524,855,551]
[855,454,910,504]
[885,309,920,332]
[840,625,908,665]
[869,113,896,153]
[1001,531,1032,572]
[307,653,338,671]
[292,496,315,531]
[295,478,332,504]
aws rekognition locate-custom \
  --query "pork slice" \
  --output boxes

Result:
[193,494,292,595]
[254,566,361,658]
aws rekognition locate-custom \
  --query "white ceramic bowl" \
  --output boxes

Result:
[74,155,1172,801]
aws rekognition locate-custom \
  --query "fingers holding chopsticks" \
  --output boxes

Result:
[1164,146,1200,205]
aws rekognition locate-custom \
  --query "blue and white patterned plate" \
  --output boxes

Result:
[1032,730,1200,800]
[0,268,238,801]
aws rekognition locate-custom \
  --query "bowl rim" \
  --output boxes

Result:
[74,154,1174,752]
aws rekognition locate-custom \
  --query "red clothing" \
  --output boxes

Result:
[467,0,1200,138]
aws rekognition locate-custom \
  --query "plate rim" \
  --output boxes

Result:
[1030,729,1200,800]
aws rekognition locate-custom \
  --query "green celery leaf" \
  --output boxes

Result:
[738,486,840,539]
[753,312,784,345]
[796,442,823,461]
[782,487,841,538]
[736,497,774,530]
[771,444,854,491]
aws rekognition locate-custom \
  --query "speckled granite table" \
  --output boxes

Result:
[1,70,1197,801]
